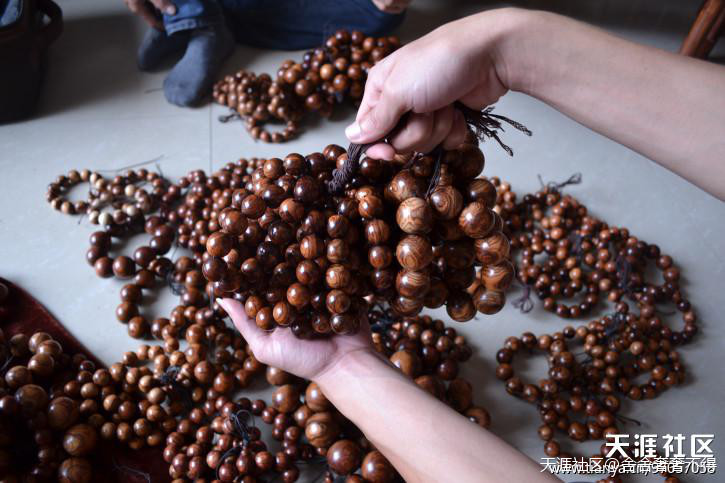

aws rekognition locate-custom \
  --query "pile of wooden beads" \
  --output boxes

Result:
[0,329,103,482]
[494,304,686,482]
[212,30,399,142]
[488,178,696,344]
[120,311,491,481]
[46,167,172,228]
[51,137,514,339]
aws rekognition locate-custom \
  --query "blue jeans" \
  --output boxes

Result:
[163,0,404,49]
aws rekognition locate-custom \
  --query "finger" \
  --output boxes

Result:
[150,0,177,15]
[416,106,455,154]
[218,298,267,347]
[442,108,469,150]
[388,112,434,153]
[346,60,408,144]
[365,142,396,160]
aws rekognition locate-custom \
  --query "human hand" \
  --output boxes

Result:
[346,9,523,159]
[372,0,411,14]
[124,0,177,30]
[217,298,377,382]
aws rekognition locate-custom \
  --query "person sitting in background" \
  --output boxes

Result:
[123,0,410,107]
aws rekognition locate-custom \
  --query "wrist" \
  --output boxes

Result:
[314,348,392,393]
[485,8,550,96]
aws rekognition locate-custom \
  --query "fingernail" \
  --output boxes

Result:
[216,298,228,311]
[345,122,362,141]
[165,5,176,15]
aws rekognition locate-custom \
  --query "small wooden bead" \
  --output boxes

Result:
[305,382,331,412]
[466,178,497,207]
[447,378,473,412]
[62,424,97,456]
[445,291,476,322]
[206,232,234,258]
[365,219,391,245]
[325,265,352,290]
[58,457,92,483]
[287,283,311,309]
[325,290,351,314]
[390,350,421,378]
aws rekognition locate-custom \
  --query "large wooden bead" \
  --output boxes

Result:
[219,208,248,235]
[424,279,448,308]
[473,286,506,315]
[305,412,340,448]
[327,440,363,475]
[279,198,305,223]
[396,197,432,234]
[390,295,424,316]
[395,270,431,298]
[429,185,463,220]
[466,178,497,207]
[272,384,301,413]
[466,406,491,428]
[385,169,424,203]
[481,260,515,291]
[451,144,485,179]
[206,232,233,258]
[447,378,473,412]
[361,450,396,483]
[296,260,322,285]
[305,382,331,412]
[287,283,311,309]
[390,350,421,378]
[48,397,80,431]
[396,235,433,271]
[458,202,495,239]
[62,424,98,456]
[325,265,352,290]
[446,291,476,322]
[474,231,510,265]
[326,290,351,314]
[58,457,92,483]
[300,235,324,260]
[15,384,48,415]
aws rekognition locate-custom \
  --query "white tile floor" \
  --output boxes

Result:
[1,1,724,481]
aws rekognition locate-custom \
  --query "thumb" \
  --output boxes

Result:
[346,91,407,144]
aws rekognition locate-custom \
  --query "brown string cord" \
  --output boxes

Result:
[326,104,532,195]
[512,280,534,313]
[537,172,583,192]
[112,457,152,483]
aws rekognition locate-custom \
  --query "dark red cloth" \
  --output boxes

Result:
[0,278,169,482]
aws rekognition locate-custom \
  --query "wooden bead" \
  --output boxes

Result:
[473,287,506,315]
[256,306,276,331]
[305,382,331,412]
[327,440,363,475]
[62,424,97,456]
[273,384,301,413]
[361,450,396,483]
[451,144,485,179]
[396,235,432,271]
[330,313,360,335]
[365,219,390,245]
[474,231,510,265]
[300,235,324,260]
[359,195,384,219]
[390,294,423,316]
[326,239,349,264]
[447,378,473,411]
[273,301,295,326]
[112,256,136,278]
[466,178,497,207]
[287,283,311,309]
[429,185,463,220]
[458,202,495,239]
[368,245,392,269]
[481,260,515,291]
[445,291,476,322]
[325,265,351,290]
[465,406,491,428]
[15,383,48,415]
[220,208,248,235]
[424,278,448,308]
[58,457,92,483]
[48,397,79,431]
[241,194,266,218]
[296,260,322,285]
[28,353,55,377]
[396,197,433,234]
[395,270,431,298]
[390,350,421,378]
[206,232,233,258]
[305,412,340,448]
[385,169,423,203]
[325,290,351,314]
